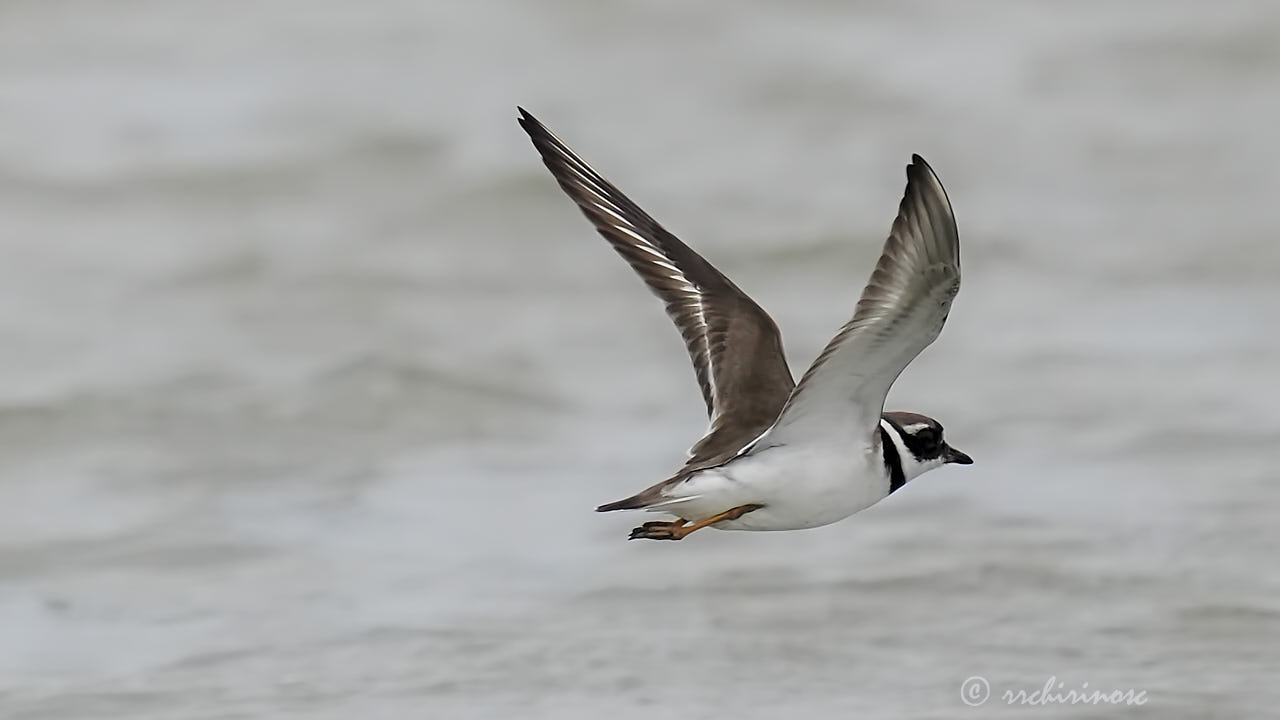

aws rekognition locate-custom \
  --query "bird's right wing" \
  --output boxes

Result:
[518,108,795,461]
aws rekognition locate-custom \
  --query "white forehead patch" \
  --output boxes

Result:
[904,422,934,434]
[880,418,940,483]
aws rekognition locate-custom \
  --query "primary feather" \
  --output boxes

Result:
[518,108,795,472]
[750,155,960,453]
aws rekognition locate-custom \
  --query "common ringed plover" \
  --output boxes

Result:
[518,108,972,541]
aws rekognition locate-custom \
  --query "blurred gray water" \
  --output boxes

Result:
[2,1,1278,718]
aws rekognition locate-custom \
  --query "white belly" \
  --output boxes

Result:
[652,443,890,531]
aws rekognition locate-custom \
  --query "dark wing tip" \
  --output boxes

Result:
[516,106,543,135]
[902,154,960,273]
[903,153,954,220]
[906,153,941,186]
[518,108,560,150]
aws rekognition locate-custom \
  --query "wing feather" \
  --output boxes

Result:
[752,155,961,452]
[518,108,795,463]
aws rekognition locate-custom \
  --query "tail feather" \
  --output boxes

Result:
[597,492,703,513]
[597,475,702,513]
[596,495,647,512]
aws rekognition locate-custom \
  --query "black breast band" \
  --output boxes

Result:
[880,425,906,493]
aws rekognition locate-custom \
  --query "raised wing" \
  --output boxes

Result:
[750,155,960,453]
[518,108,795,462]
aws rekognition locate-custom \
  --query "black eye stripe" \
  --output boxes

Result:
[909,427,943,457]
[883,415,947,459]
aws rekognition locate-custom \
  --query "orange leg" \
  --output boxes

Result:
[628,504,763,541]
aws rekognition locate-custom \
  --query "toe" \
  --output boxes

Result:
[629,525,677,541]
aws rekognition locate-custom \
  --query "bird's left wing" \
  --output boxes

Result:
[749,155,961,453]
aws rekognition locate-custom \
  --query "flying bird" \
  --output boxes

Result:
[518,108,971,541]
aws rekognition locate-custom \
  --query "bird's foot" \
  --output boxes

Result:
[627,504,763,541]
[629,519,688,541]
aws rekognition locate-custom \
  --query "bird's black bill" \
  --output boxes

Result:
[943,446,973,465]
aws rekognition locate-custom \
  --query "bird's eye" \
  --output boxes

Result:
[916,428,940,449]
